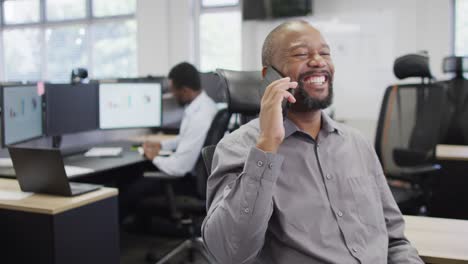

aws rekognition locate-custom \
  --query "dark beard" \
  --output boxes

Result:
[289,76,334,113]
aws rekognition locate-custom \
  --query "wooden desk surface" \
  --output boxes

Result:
[436,144,468,161]
[404,215,468,264]
[129,133,177,143]
[0,179,118,215]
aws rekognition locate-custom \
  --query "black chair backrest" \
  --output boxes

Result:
[193,108,230,198]
[216,69,263,116]
[375,53,447,173]
[200,71,228,103]
[393,53,432,80]
[443,56,468,79]
[375,84,446,173]
[202,145,216,176]
[438,56,468,144]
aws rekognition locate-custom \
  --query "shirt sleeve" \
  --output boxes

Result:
[202,138,284,264]
[153,114,210,176]
[370,151,424,264]
[160,136,180,151]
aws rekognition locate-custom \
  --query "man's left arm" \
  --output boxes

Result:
[371,154,424,263]
[153,115,209,176]
[160,136,180,151]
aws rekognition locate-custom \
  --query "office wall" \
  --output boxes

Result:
[136,0,452,141]
[137,0,195,76]
[241,0,452,141]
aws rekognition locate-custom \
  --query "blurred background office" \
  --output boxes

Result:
[0,0,467,263]
[0,0,464,141]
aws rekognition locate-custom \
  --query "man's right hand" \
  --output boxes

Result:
[143,141,162,160]
[256,77,298,153]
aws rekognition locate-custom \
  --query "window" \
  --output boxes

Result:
[3,0,40,24]
[3,28,41,81]
[0,0,137,82]
[46,25,88,82]
[46,0,86,21]
[92,20,137,79]
[93,0,136,17]
[198,0,242,72]
[455,0,468,55]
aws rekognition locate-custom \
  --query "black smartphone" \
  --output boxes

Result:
[260,66,294,117]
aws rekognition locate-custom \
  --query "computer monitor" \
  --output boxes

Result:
[45,83,99,136]
[1,84,43,146]
[99,82,162,129]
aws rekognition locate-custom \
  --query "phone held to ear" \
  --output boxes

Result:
[260,66,294,117]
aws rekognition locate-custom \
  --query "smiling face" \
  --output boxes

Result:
[268,22,335,112]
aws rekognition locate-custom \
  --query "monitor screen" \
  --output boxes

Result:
[45,83,99,136]
[2,85,43,145]
[99,82,162,129]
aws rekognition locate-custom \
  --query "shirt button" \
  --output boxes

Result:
[268,163,273,169]
[337,211,343,217]
[257,161,264,167]
[326,174,331,180]
[244,208,250,214]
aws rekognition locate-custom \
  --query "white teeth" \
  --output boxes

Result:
[306,76,326,85]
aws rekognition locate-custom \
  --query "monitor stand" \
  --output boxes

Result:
[52,136,62,149]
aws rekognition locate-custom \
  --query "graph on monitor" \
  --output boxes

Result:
[99,82,162,129]
[2,85,43,145]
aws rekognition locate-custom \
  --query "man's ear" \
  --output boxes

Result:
[181,86,194,98]
[261,66,268,78]
[181,86,191,94]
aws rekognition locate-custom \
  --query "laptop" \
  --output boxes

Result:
[8,146,101,197]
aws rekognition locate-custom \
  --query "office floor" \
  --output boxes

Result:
[120,229,211,264]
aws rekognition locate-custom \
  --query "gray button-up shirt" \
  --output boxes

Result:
[202,112,423,264]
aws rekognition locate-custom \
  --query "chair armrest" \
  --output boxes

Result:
[387,164,441,183]
[399,164,441,175]
[393,148,433,167]
[143,171,184,180]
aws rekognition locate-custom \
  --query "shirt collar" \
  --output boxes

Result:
[283,110,342,139]
[184,91,206,115]
[321,111,342,135]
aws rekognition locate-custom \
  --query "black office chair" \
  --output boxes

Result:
[201,145,216,176]
[429,56,468,219]
[216,69,263,130]
[375,52,445,215]
[137,108,230,263]
[440,56,468,145]
[200,71,229,104]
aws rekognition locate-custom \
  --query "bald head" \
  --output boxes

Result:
[261,20,315,67]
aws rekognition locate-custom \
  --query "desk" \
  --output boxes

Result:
[436,144,468,161]
[0,134,178,179]
[129,133,177,143]
[432,144,468,219]
[404,215,468,264]
[0,179,119,264]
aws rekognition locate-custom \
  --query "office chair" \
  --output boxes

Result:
[429,56,468,219]
[216,69,263,130]
[375,52,445,215]
[200,71,228,103]
[137,108,230,264]
[440,56,468,145]
[201,146,216,176]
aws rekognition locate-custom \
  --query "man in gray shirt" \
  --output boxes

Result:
[202,20,423,264]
